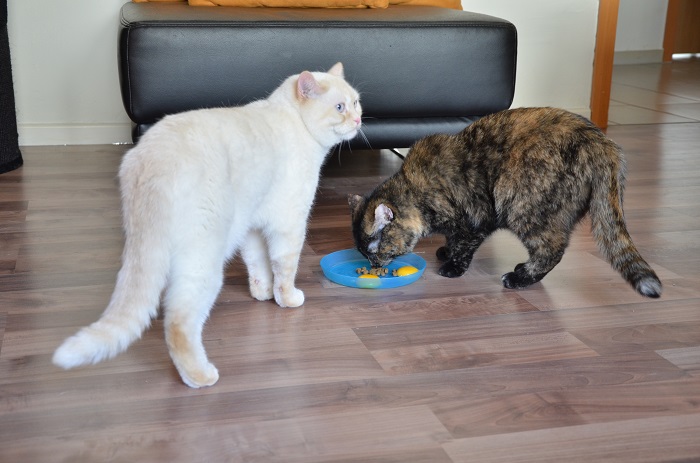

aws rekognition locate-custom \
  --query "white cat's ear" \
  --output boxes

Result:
[327,62,345,78]
[297,71,322,99]
[373,203,394,232]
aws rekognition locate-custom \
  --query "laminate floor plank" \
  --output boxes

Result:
[1,117,699,460]
[443,413,700,463]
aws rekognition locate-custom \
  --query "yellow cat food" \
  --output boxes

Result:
[393,265,419,277]
[356,266,389,276]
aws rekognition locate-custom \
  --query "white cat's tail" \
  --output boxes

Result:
[52,235,170,369]
[53,149,172,369]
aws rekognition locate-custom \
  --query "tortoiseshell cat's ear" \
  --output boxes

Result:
[373,204,393,232]
[348,194,364,215]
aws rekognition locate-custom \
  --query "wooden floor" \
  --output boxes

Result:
[1,122,699,462]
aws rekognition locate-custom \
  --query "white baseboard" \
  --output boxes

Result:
[18,123,133,146]
[614,49,664,65]
[17,109,596,147]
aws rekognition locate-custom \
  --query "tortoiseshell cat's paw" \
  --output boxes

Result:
[501,267,538,289]
[436,246,451,262]
[438,261,466,278]
[502,272,526,289]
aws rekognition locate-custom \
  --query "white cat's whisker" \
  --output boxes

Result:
[357,128,372,150]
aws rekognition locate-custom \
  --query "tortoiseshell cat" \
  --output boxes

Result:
[349,107,662,298]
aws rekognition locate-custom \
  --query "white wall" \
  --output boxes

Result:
[463,0,599,116]
[7,0,599,146]
[614,0,668,64]
[7,0,132,146]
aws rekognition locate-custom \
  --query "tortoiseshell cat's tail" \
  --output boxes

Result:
[588,145,662,298]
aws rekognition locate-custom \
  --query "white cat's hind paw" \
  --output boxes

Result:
[177,362,220,388]
[274,286,305,308]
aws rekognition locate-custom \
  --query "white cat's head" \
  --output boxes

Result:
[294,63,362,148]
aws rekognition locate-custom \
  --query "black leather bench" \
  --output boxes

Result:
[118,2,517,149]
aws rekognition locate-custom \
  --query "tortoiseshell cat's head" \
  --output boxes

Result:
[348,194,424,268]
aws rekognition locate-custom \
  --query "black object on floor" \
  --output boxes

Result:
[0,0,23,174]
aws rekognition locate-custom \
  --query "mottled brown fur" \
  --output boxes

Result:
[349,107,662,298]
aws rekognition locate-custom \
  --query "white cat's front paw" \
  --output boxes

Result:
[274,286,304,308]
[249,277,273,301]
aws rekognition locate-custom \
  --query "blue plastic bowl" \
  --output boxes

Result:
[320,249,426,289]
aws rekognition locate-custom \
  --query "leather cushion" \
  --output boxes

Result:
[119,3,517,125]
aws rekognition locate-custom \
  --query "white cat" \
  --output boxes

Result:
[53,63,362,388]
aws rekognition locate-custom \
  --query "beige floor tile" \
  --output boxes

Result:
[609,58,700,125]
[610,83,698,109]
[608,104,698,125]
[657,102,700,121]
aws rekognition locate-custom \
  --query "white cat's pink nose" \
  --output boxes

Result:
[354,117,361,126]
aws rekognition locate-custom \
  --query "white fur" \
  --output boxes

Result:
[368,204,393,253]
[373,204,394,231]
[53,63,362,388]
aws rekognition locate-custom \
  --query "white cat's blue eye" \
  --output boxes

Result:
[354,100,359,108]
[336,103,346,113]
